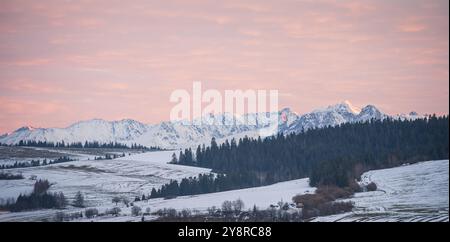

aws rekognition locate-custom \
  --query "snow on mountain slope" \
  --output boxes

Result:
[1,119,149,146]
[0,101,422,149]
[282,101,390,134]
[393,111,424,121]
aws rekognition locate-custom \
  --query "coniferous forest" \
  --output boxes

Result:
[0,140,162,151]
[151,116,449,198]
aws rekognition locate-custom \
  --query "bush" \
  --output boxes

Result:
[131,206,142,216]
[106,207,121,216]
[317,201,354,216]
[155,208,178,218]
[180,209,192,218]
[69,212,83,220]
[207,206,218,216]
[85,208,99,218]
[293,185,355,219]
[0,172,24,180]
[293,193,328,210]
[166,208,177,218]
[320,186,352,199]
[348,180,363,193]
[366,182,377,191]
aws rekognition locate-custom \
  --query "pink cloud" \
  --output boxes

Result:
[0,0,448,133]
[398,23,427,33]
[5,58,52,66]
[340,1,377,15]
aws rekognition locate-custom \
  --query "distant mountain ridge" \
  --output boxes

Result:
[0,101,422,149]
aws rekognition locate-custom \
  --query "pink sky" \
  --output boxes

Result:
[0,0,448,133]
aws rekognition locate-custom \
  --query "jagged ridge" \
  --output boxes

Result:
[0,101,421,149]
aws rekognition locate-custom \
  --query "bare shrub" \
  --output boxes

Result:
[293,185,355,219]
[166,208,177,218]
[131,205,142,216]
[315,185,352,200]
[222,200,233,216]
[85,208,99,218]
[348,180,363,193]
[317,201,353,216]
[366,182,377,191]
[106,207,121,216]
[180,208,192,218]
[232,199,245,214]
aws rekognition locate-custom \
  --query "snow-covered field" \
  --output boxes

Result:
[70,178,314,222]
[0,148,448,222]
[137,178,313,212]
[0,150,210,202]
[314,159,449,222]
[0,148,314,222]
[0,150,211,221]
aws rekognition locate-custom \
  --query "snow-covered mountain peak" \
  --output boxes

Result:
[359,105,382,116]
[0,102,423,149]
[394,111,423,121]
[332,100,361,114]
[357,105,385,121]
[14,126,36,132]
[312,101,361,115]
[280,107,292,114]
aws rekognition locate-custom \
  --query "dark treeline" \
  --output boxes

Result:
[150,173,233,198]
[0,156,75,170]
[0,172,24,180]
[94,153,126,160]
[9,140,162,150]
[0,179,67,212]
[157,116,448,198]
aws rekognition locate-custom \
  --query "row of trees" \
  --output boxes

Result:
[169,116,448,192]
[0,172,24,180]
[155,199,305,222]
[0,156,75,170]
[150,172,265,199]
[0,181,87,212]
[7,140,161,150]
[94,153,126,160]
[1,180,67,212]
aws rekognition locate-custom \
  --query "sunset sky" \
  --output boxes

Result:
[0,0,448,133]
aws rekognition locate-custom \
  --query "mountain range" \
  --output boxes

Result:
[0,101,422,149]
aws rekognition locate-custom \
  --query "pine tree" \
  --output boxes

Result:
[73,191,85,208]
[171,152,177,164]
